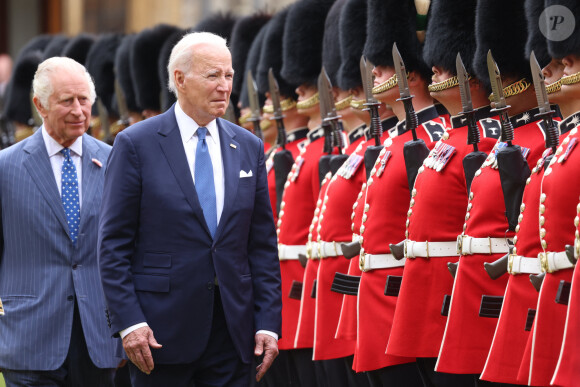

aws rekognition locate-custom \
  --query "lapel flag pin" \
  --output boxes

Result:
[92,158,103,168]
[230,144,237,149]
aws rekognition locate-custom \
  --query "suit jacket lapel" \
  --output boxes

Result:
[79,134,102,232]
[214,118,239,242]
[22,130,70,237]
[157,108,210,235]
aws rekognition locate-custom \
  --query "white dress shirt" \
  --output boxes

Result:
[120,103,277,341]
[42,126,83,207]
[174,101,225,223]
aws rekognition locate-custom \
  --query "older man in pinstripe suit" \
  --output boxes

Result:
[0,57,121,386]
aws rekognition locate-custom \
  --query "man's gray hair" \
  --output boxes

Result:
[32,56,96,109]
[167,32,229,96]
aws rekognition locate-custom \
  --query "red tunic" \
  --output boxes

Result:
[480,146,552,384]
[335,120,398,345]
[552,206,580,387]
[294,176,333,349]
[266,128,309,225]
[520,122,580,386]
[436,110,548,374]
[356,105,449,370]
[387,109,501,359]
[276,128,325,350]
[312,128,367,360]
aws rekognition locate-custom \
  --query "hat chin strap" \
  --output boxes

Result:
[428,75,462,92]
[546,79,562,94]
[561,71,580,87]
[372,73,399,95]
[488,78,531,101]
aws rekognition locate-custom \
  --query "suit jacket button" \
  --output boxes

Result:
[72,264,78,270]
[67,295,74,301]
[207,282,213,290]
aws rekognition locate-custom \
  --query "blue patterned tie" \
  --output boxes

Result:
[195,127,217,237]
[60,148,80,244]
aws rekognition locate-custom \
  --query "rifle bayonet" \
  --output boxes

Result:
[361,56,382,145]
[393,43,418,141]
[487,50,514,145]
[246,70,263,140]
[456,53,480,151]
[530,51,559,152]
[268,68,287,149]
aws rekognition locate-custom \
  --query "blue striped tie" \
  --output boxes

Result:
[60,148,80,244]
[195,127,217,237]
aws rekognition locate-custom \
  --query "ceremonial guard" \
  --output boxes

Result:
[334,0,399,346]
[355,0,448,385]
[256,7,309,226]
[513,1,580,384]
[254,8,310,386]
[481,0,566,383]
[308,1,369,385]
[551,4,580,383]
[436,0,558,381]
[275,1,333,385]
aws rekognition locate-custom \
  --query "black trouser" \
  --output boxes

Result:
[3,300,115,387]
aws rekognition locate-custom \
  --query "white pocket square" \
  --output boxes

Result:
[240,170,253,178]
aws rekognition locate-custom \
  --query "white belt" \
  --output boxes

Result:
[457,235,512,255]
[278,244,307,260]
[405,240,458,258]
[508,254,541,275]
[308,241,321,259]
[539,251,575,273]
[318,241,344,258]
[359,253,405,272]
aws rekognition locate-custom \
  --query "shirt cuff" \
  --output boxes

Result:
[120,322,149,339]
[256,330,278,341]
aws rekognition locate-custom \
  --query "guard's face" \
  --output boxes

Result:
[35,70,91,147]
[177,43,233,126]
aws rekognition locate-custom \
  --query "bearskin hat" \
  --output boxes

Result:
[423,0,478,75]
[4,50,43,125]
[240,25,268,109]
[131,24,181,112]
[364,0,431,80]
[525,0,551,67]
[192,12,237,43]
[281,0,336,87]
[256,7,297,99]
[473,0,531,90]
[230,12,272,103]
[115,34,140,113]
[323,0,347,87]
[158,29,186,112]
[86,33,123,116]
[61,34,95,65]
[546,0,580,59]
[337,0,367,90]
[43,35,69,60]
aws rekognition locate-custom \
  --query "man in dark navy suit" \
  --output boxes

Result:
[98,32,282,386]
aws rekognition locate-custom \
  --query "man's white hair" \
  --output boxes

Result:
[167,32,229,96]
[32,56,96,109]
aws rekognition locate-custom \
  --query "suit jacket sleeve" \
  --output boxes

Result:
[98,131,146,336]
[247,139,282,336]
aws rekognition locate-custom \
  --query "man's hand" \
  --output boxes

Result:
[122,326,162,375]
[254,333,279,382]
